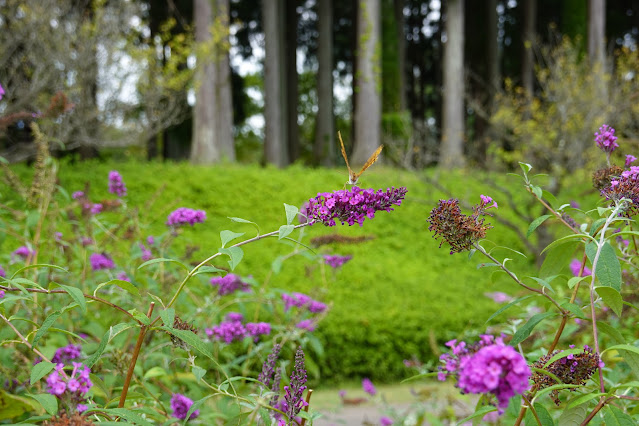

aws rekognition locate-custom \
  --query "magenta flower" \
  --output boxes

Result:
[480,194,498,209]
[626,155,637,167]
[89,253,115,271]
[108,170,127,197]
[89,203,103,214]
[139,243,152,261]
[170,393,199,420]
[380,416,394,426]
[72,191,85,200]
[484,292,513,303]
[46,362,92,398]
[0,83,4,100]
[308,300,327,313]
[0,290,4,299]
[116,272,131,282]
[166,207,206,227]
[570,259,592,277]
[362,378,377,396]
[210,274,251,296]
[295,319,317,331]
[324,254,353,268]
[51,344,82,364]
[13,246,34,259]
[595,124,619,153]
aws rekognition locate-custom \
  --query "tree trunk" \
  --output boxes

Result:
[191,0,219,164]
[440,0,465,168]
[285,0,299,163]
[352,0,381,166]
[263,0,288,167]
[215,0,236,161]
[313,0,335,166]
[521,0,536,98]
[588,0,605,66]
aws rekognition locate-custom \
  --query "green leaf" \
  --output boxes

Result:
[10,263,68,279]
[510,312,556,346]
[597,321,625,344]
[561,302,586,319]
[138,257,189,271]
[527,215,552,238]
[0,389,37,419]
[539,241,579,279]
[568,276,589,289]
[519,162,533,173]
[617,348,639,380]
[586,242,622,291]
[158,327,215,361]
[541,191,559,209]
[527,276,555,293]
[102,408,153,426]
[193,266,225,276]
[227,216,260,232]
[271,256,283,274]
[32,311,61,348]
[27,393,58,415]
[93,279,139,297]
[533,383,581,402]
[129,309,151,325]
[566,392,606,409]
[278,224,295,240]
[542,348,584,367]
[485,295,535,324]
[30,361,55,385]
[454,405,496,425]
[192,365,206,382]
[220,230,245,248]
[525,403,555,426]
[85,323,136,368]
[143,366,167,379]
[532,185,543,199]
[284,203,299,225]
[558,402,588,426]
[604,405,636,426]
[56,284,86,314]
[160,308,175,328]
[220,247,244,270]
[590,218,607,236]
[541,234,592,256]
[595,286,623,317]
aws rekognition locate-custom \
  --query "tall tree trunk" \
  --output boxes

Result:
[440,0,465,168]
[313,0,335,166]
[191,0,219,164]
[215,0,236,161]
[521,0,536,98]
[285,0,299,163]
[352,0,381,166]
[588,0,605,66]
[263,0,288,167]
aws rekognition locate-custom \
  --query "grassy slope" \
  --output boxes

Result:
[7,160,560,383]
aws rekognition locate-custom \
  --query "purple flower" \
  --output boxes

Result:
[380,416,394,426]
[308,300,327,313]
[258,344,282,390]
[147,235,155,245]
[0,84,4,100]
[166,207,206,227]
[80,237,93,247]
[54,232,63,242]
[480,194,498,209]
[170,393,199,420]
[282,292,312,310]
[0,290,4,299]
[245,322,271,340]
[226,312,244,322]
[626,155,637,167]
[324,254,353,268]
[116,272,131,282]
[305,186,407,227]
[46,362,92,398]
[108,170,127,197]
[595,124,619,153]
[282,347,308,421]
[484,292,513,303]
[570,259,592,277]
[72,191,85,200]
[51,344,82,364]
[77,404,88,413]
[338,390,347,398]
[139,243,152,261]
[210,274,251,296]
[90,203,103,214]
[362,378,377,396]
[295,319,317,331]
[13,246,34,259]
[89,253,115,271]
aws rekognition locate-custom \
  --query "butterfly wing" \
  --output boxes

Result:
[338,131,354,179]
[352,145,384,182]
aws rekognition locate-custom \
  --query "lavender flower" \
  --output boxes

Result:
[380,416,394,425]
[139,243,152,261]
[147,235,155,245]
[89,253,115,271]
[51,344,82,364]
[362,378,377,396]
[308,300,327,313]
[595,124,619,153]
[13,246,34,259]
[89,203,103,215]
[626,154,637,167]
[304,186,407,227]
[225,312,244,322]
[0,84,4,100]
[283,347,308,421]
[245,322,271,340]
[166,207,206,227]
[206,314,271,343]
[600,167,639,216]
[116,272,131,282]
[484,292,513,303]
[295,319,317,331]
[258,344,282,390]
[282,292,312,310]
[0,290,4,299]
[210,274,251,296]
[72,191,85,200]
[569,259,592,277]
[46,362,92,401]
[108,170,127,197]
[323,254,353,268]
[170,393,199,421]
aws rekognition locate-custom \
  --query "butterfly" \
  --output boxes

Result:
[338,131,383,185]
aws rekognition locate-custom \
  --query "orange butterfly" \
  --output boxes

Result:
[338,131,383,185]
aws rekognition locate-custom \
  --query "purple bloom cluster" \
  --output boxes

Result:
[0,290,4,299]
[139,243,152,261]
[324,254,353,268]
[362,378,377,396]
[304,186,407,227]
[72,191,84,200]
[116,272,131,282]
[282,347,308,421]
[46,362,92,402]
[595,124,619,153]
[570,259,592,277]
[626,154,637,167]
[438,335,531,414]
[484,292,513,303]
[166,207,206,227]
[89,253,115,271]
[51,344,82,364]
[108,170,127,197]
[210,273,251,296]
[170,393,199,421]
[0,84,4,101]
[601,165,639,216]
[380,416,394,425]
[282,292,327,313]
[295,319,317,331]
[205,313,271,343]
[13,246,34,259]
[89,203,102,215]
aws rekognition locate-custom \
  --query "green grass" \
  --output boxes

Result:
[4,159,589,384]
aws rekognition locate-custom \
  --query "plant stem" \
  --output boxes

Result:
[300,389,313,426]
[0,312,52,365]
[119,302,155,408]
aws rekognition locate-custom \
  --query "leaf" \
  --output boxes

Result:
[85,323,136,368]
[227,216,260,232]
[143,366,167,379]
[561,302,586,319]
[590,218,607,236]
[32,311,62,348]
[568,276,589,289]
[525,403,554,426]
[595,286,623,317]
[528,276,555,293]
[101,408,153,426]
[56,284,86,314]
[220,230,245,248]
[278,224,295,240]
[510,312,556,346]
[586,242,622,291]
[158,327,215,361]
[617,348,639,380]
[0,389,37,419]
[539,241,579,279]
[284,203,299,225]
[557,401,588,425]
[597,321,625,344]
[566,392,606,409]
[93,279,139,297]
[604,405,636,426]
[30,361,55,385]
[10,263,68,279]
[485,295,535,324]
[541,191,559,209]
[27,393,58,415]
[527,215,552,238]
[160,308,175,328]
[220,247,244,270]
[454,405,496,425]
[138,257,189,271]
[192,365,206,382]
[542,348,584,367]
[271,256,283,274]
[541,234,591,256]
[193,266,224,276]
[129,309,151,325]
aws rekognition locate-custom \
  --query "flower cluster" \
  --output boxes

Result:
[210,273,251,296]
[323,254,353,268]
[259,345,283,410]
[170,393,199,421]
[205,313,271,343]
[13,246,34,259]
[108,170,127,197]
[166,207,206,227]
[51,344,82,364]
[595,124,619,153]
[282,347,308,422]
[362,378,377,396]
[428,195,496,254]
[531,345,603,405]
[600,168,639,216]
[570,259,592,277]
[304,186,407,227]
[438,335,530,414]
[46,362,92,412]
[484,292,514,303]
[282,292,327,313]
[89,253,115,271]
[139,243,152,261]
